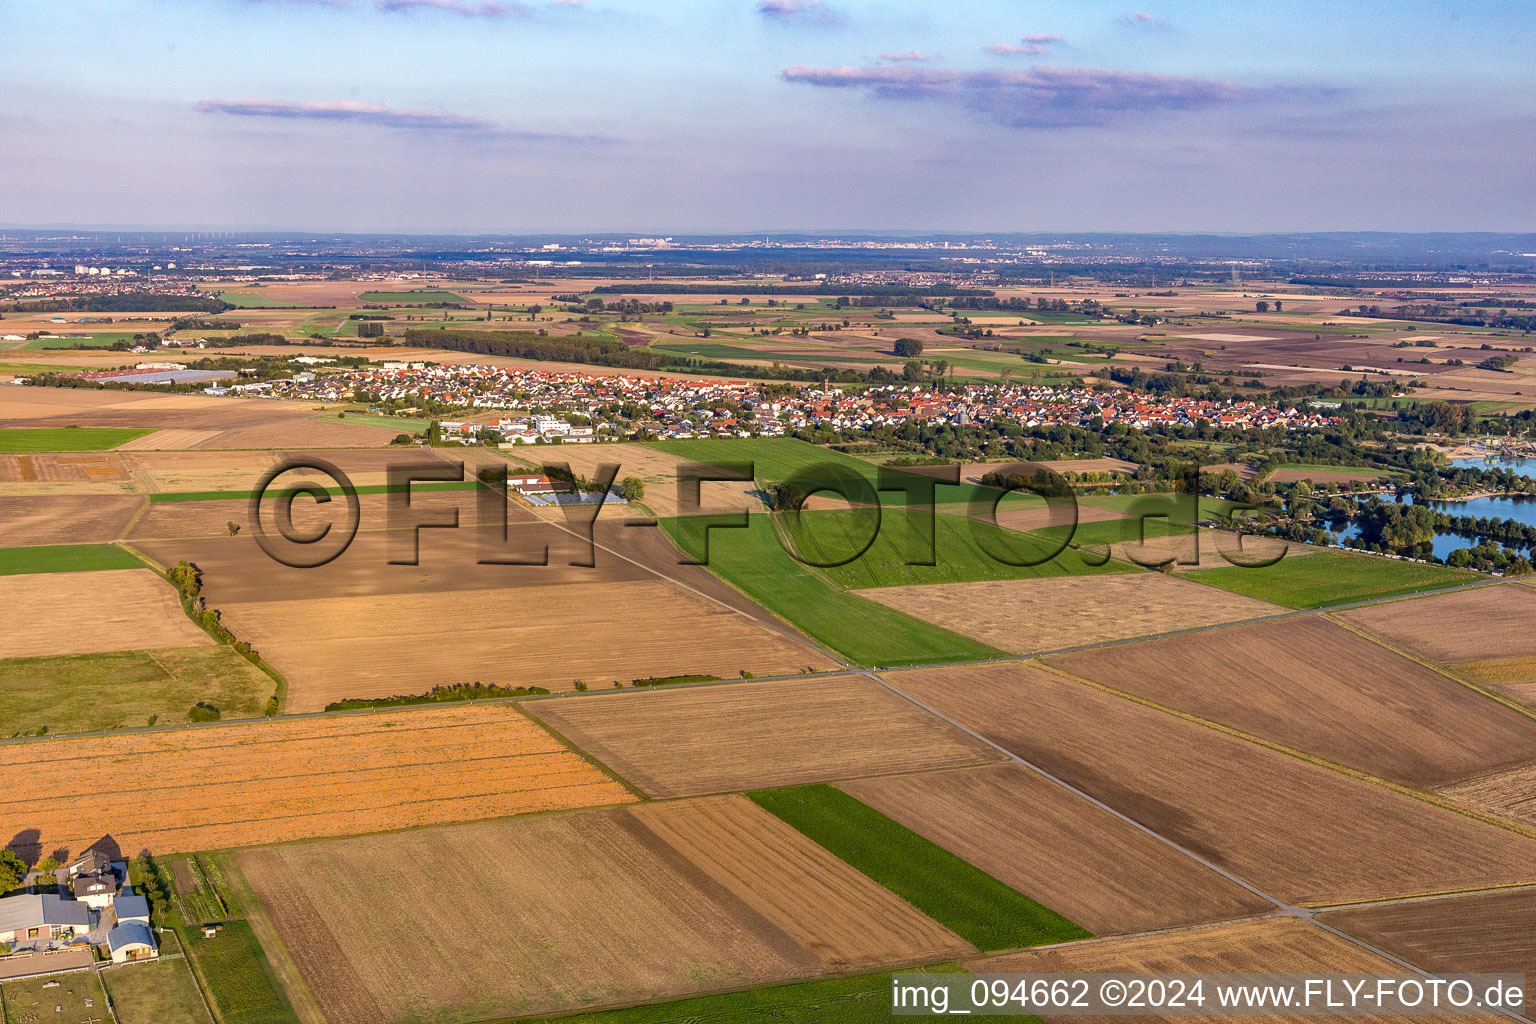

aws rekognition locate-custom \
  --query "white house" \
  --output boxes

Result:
[107,921,157,963]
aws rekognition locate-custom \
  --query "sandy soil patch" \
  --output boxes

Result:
[528,675,1006,798]
[1046,616,1536,788]
[890,661,1536,904]
[863,573,1281,656]
[0,704,630,859]
[0,569,212,659]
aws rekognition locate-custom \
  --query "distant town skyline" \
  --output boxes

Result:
[3,0,1533,234]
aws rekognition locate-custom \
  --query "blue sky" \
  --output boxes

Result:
[1,0,1532,233]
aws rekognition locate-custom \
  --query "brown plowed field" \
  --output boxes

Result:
[890,662,1536,904]
[1321,889,1536,1007]
[1046,616,1536,788]
[863,574,1282,656]
[1339,583,1536,664]
[973,917,1485,1024]
[0,452,128,483]
[235,799,966,1024]
[121,449,282,492]
[0,704,631,860]
[220,579,830,712]
[840,764,1270,935]
[528,675,1006,798]
[189,417,398,450]
[0,569,212,659]
[1437,765,1536,827]
[628,795,969,969]
[0,495,144,544]
[128,489,505,541]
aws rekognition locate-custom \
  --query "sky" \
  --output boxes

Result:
[1,0,1533,234]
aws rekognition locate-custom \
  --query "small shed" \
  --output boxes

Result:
[106,921,158,963]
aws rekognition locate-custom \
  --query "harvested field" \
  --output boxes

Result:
[505,442,754,518]
[890,662,1536,904]
[839,764,1270,935]
[0,494,143,544]
[190,417,398,450]
[122,449,282,493]
[527,675,1006,798]
[0,568,211,659]
[115,428,222,450]
[972,916,1485,1024]
[862,573,1282,655]
[0,451,128,483]
[236,801,968,1024]
[1338,582,1536,665]
[1321,888,1536,1007]
[217,579,830,712]
[1267,466,1396,484]
[127,488,502,541]
[1438,764,1536,827]
[1046,616,1536,788]
[629,795,968,969]
[0,704,632,859]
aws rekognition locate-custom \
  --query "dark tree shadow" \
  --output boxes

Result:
[7,829,42,866]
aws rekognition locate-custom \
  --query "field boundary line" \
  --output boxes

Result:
[1323,609,1536,726]
[508,699,650,801]
[1030,659,1536,845]
[115,494,152,538]
[1308,880,1536,914]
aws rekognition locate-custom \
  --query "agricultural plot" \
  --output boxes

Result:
[1046,616,1536,788]
[512,441,757,518]
[0,704,632,858]
[0,426,153,451]
[1183,545,1471,608]
[0,541,143,575]
[751,783,1091,952]
[888,662,1536,905]
[839,764,1270,935]
[1320,888,1536,1007]
[180,919,297,1024]
[0,646,274,737]
[527,675,1006,798]
[862,572,1282,655]
[0,451,130,487]
[0,568,211,659]
[1266,464,1401,484]
[235,802,970,1024]
[662,515,1005,666]
[0,495,143,545]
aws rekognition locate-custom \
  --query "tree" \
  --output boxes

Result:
[893,337,925,358]
[226,520,240,536]
[0,850,26,895]
[619,476,646,502]
[1274,300,1283,312]
[1255,301,1270,313]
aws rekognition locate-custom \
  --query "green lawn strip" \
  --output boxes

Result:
[312,411,429,432]
[520,965,1003,1023]
[0,646,274,738]
[0,426,155,451]
[178,919,299,1024]
[0,542,143,575]
[218,291,301,308]
[660,515,1002,667]
[751,784,1091,952]
[148,480,478,502]
[1181,546,1473,609]
[357,289,467,303]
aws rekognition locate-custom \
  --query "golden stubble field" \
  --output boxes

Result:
[0,569,212,659]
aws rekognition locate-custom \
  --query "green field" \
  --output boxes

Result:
[751,784,1091,952]
[1183,546,1473,608]
[662,515,1003,666]
[179,919,298,1024]
[103,939,216,1024]
[148,480,479,502]
[526,967,998,1023]
[0,542,144,575]
[2,970,110,1024]
[22,330,144,349]
[358,289,467,304]
[790,507,1136,588]
[0,646,275,738]
[314,411,429,432]
[0,426,154,451]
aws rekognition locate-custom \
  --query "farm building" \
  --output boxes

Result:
[106,921,157,963]
[0,893,92,946]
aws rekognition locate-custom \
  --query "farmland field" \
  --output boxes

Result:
[0,646,275,737]
[862,572,1282,654]
[235,801,970,1023]
[1182,546,1472,607]
[751,783,1091,951]
[180,919,297,1024]
[0,496,144,545]
[0,703,632,858]
[357,289,466,303]
[1045,615,1536,787]
[661,514,1005,666]
[0,541,143,574]
[839,764,1270,935]
[0,568,212,658]
[888,661,1536,904]
[527,675,1006,798]
[0,426,154,451]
